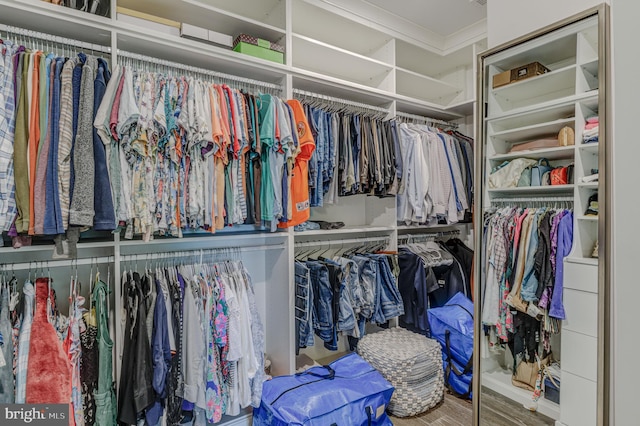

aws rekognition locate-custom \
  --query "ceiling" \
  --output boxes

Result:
[362,0,487,37]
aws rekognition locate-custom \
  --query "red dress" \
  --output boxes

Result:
[25,278,71,406]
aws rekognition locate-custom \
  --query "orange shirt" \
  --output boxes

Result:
[278,100,315,228]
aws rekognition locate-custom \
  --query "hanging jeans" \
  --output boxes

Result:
[369,254,404,323]
[323,258,356,336]
[307,261,336,350]
[295,261,314,351]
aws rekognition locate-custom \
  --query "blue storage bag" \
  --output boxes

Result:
[427,292,474,398]
[253,353,394,426]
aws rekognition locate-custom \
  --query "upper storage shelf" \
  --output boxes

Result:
[118,0,286,42]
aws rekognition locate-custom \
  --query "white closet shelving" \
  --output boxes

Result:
[479,11,604,426]
[0,0,482,424]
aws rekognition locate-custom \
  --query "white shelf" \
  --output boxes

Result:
[579,142,599,154]
[292,0,393,64]
[292,34,393,90]
[118,0,286,39]
[396,67,461,105]
[566,256,599,266]
[115,26,289,83]
[0,0,113,44]
[580,59,599,79]
[446,99,475,116]
[578,182,598,189]
[397,223,471,232]
[487,90,598,123]
[491,117,575,144]
[395,96,464,121]
[482,370,560,420]
[491,65,577,114]
[488,185,575,196]
[489,146,575,162]
[294,226,394,238]
[577,215,599,221]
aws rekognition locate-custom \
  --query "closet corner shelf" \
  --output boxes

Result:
[487,185,575,196]
[579,142,599,153]
[482,370,560,420]
[489,145,575,162]
[577,215,599,221]
[578,182,599,189]
[565,256,599,266]
[445,99,475,116]
[394,95,464,121]
[395,67,461,103]
[294,225,394,237]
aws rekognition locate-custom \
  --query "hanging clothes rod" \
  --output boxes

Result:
[1,256,113,272]
[0,24,111,54]
[120,243,286,262]
[292,88,389,114]
[117,50,282,90]
[490,196,574,203]
[395,111,459,129]
[294,235,390,248]
[398,229,461,242]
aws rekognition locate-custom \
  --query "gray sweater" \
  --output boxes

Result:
[69,56,97,226]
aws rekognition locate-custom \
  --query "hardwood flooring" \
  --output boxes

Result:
[390,388,554,426]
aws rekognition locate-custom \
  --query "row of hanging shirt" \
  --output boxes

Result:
[395,123,474,226]
[0,269,115,426]
[0,39,116,249]
[96,64,316,238]
[397,237,474,336]
[117,258,266,426]
[298,101,397,207]
[294,241,404,353]
[481,206,573,371]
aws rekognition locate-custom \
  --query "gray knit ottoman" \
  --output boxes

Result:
[357,327,444,417]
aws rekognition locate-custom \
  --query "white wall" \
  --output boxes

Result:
[487,0,608,48]
[609,1,640,424]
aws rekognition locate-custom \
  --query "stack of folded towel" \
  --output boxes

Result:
[583,115,599,143]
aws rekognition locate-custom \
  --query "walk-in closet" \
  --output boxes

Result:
[0,0,629,425]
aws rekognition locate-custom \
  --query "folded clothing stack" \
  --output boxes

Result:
[583,116,599,143]
[357,327,444,417]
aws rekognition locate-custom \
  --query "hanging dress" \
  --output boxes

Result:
[94,279,116,426]
[25,278,71,406]
[15,280,34,403]
[0,285,14,402]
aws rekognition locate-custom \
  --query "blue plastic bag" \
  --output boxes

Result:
[253,353,394,425]
[427,292,474,398]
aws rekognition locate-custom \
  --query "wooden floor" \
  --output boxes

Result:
[390,388,554,426]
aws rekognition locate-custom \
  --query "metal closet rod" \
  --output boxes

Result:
[292,88,389,114]
[398,229,461,242]
[294,235,390,248]
[1,255,114,272]
[396,111,459,129]
[120,243,285,262]
[116,50,282,91]
[0,24,111,54]
[490,196,574,203]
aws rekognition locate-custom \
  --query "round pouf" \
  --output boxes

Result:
[357,327,444,417]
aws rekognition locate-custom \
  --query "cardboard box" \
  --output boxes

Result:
[233,34,284,64]
[117,7,181,37]
[180,23,209,41]
[511,61,549,82]
[492,70,512,88]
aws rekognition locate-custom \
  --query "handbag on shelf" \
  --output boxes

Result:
[558,126,575,146]
[530,158,553,186]
[512,354,552,392]
[541,170,551,186]
[550,164,574,185]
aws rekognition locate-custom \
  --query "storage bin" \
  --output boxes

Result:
[233,34,284,64]
[510,61,549,82]
[544,376,560,404]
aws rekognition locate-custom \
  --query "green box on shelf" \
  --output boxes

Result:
[233,34,284,64]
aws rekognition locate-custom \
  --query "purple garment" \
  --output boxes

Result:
[549,211,573,319]
[549,210,566,275]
